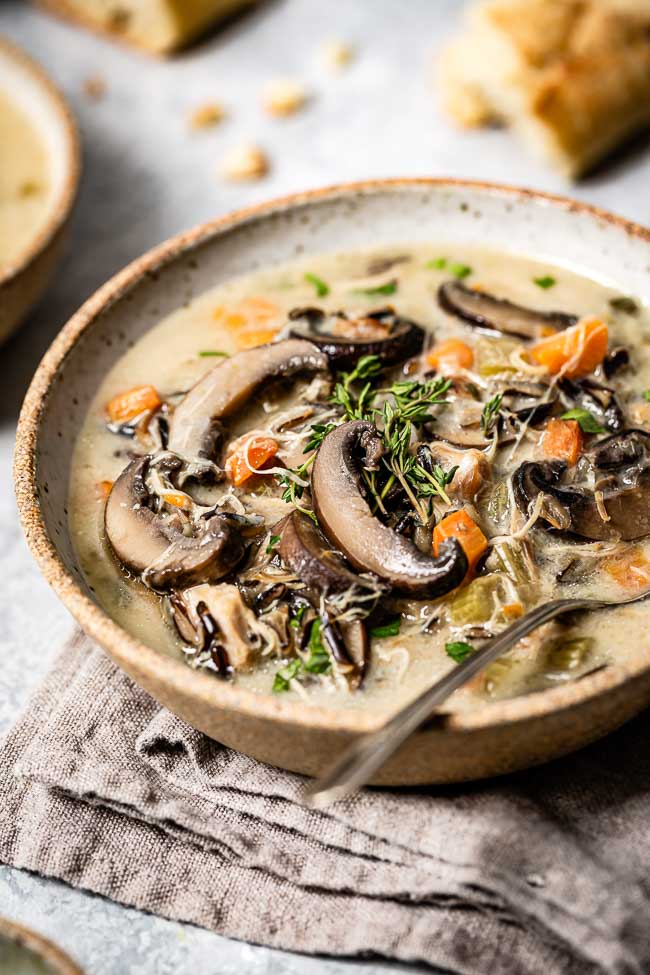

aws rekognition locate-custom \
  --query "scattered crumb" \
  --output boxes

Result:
[220,143,269,181]
[188,101,226,130]
[321,38,354,71]
[83,75,107,101]
[262,79,308,117]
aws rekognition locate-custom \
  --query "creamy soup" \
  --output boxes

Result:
[0,89,51,269]
[69,246,650,714]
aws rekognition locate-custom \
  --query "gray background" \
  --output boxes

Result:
[0,1,649,972]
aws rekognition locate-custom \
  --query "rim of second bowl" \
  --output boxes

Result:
[13,178,650,736]
[0,36,80,289]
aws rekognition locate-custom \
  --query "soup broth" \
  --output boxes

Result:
[70,245,650,714]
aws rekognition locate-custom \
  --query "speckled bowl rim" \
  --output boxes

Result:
[0,915,84,974]
[14,178,650,736]
[0,35,80,286]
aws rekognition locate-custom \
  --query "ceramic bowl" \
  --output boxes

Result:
[0,916,83,974]
[0,37,80,344]
[14,179,650,785]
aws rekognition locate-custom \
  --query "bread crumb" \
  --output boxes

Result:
[322,39,354,71]
[262,79,307,117]
[188,101,226,130]
[83,76,106,101]
[220,143,269,181]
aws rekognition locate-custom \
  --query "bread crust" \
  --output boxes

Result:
[439,0,650,177]
[36,0,254,56]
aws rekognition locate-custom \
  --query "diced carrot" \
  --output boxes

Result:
[224,312,247,332]
[237,326,281,349]
[238,297,280,323]
[529,317,608,379]
[433,509,488,577]
[225,436,279,487]
[502,602,524,620]
[601,547,650,591]
[105,384,161,423]
[541,418,583,465]
[96,480,113,500]
[427,338,474,373]
[163,491,192,510]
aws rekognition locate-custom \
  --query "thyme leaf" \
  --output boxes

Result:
[445,641,474,663]
[304,272,329,297]
[481,393,503,436]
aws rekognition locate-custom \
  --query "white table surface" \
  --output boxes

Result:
[0,1,649,971]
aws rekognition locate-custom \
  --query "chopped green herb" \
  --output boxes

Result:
[199,349,229,357]
[425,257,447,270]
[289,605,307,629]
[272,659,301,692]
[609,296,639,315]
[533,275,556,290]
[304,421,337,454]
[353,278,398,297]
[481,393,503,436]
[560,408,604,433]
[643,391,650,403]
[445,641,474,663]
[304,272,330,297]
[303,619,331,674]
[450,263,472,280]
[370,618,401,639]
[265,533,281,555]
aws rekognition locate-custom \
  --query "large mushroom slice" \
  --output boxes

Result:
[167,338,328,466]
[170,583,266,672]
[104,456,245,589]
[438,280,577,339]
[288,307,425,369]
[513,431,650,541]
[311,420,468,597]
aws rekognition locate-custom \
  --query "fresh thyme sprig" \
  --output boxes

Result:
[481,393,503,436]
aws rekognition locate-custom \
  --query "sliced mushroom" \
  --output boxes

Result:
[278,510,375,594]
[500,382,558,426]
[558,377,625,433]
[513,432,650,541]
[288,307,425,369]
[311,420,468,596]
[438,281,577,339]
[170,583,264,671]
[104,456,245,589]
[167,338,328,466]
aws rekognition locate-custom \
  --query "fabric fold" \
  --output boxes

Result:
[1,629,649,974]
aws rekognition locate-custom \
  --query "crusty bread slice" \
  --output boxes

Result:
[37,0,255,56]
[439,0,650,178]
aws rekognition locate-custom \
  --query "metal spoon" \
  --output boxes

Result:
[305,592,649,808]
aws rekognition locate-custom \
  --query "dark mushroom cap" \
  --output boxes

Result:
[311,420,468,596]
[104,456,245,589]
[513,430,650,541]
[168,338,328,465]
[278,509,373,595]
[438,280,577,339]
[288,307,425,369]
[558,377,625,433]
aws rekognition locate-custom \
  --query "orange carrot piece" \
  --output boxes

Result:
[105,384,161,423]
[96,480,114,500]
[237,326,281,349]
[427,338,474,373]
[225,436,279,487]
[238,296,280,323]
[502,602,524,620]
[601,547,650,591]
[433,509,488,576]
[541,418,583,465]
[163,491,192,510]
[529,317,608,379]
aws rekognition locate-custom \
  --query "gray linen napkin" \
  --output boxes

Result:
[1,631,649,974]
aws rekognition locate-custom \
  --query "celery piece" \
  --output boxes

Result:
[486,481,509,526]
[544,637,593,677]
[449,575,505,626]
[475,336,520,377]
[483,657,516,697]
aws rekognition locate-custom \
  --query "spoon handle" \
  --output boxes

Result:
[305,596,595,808]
